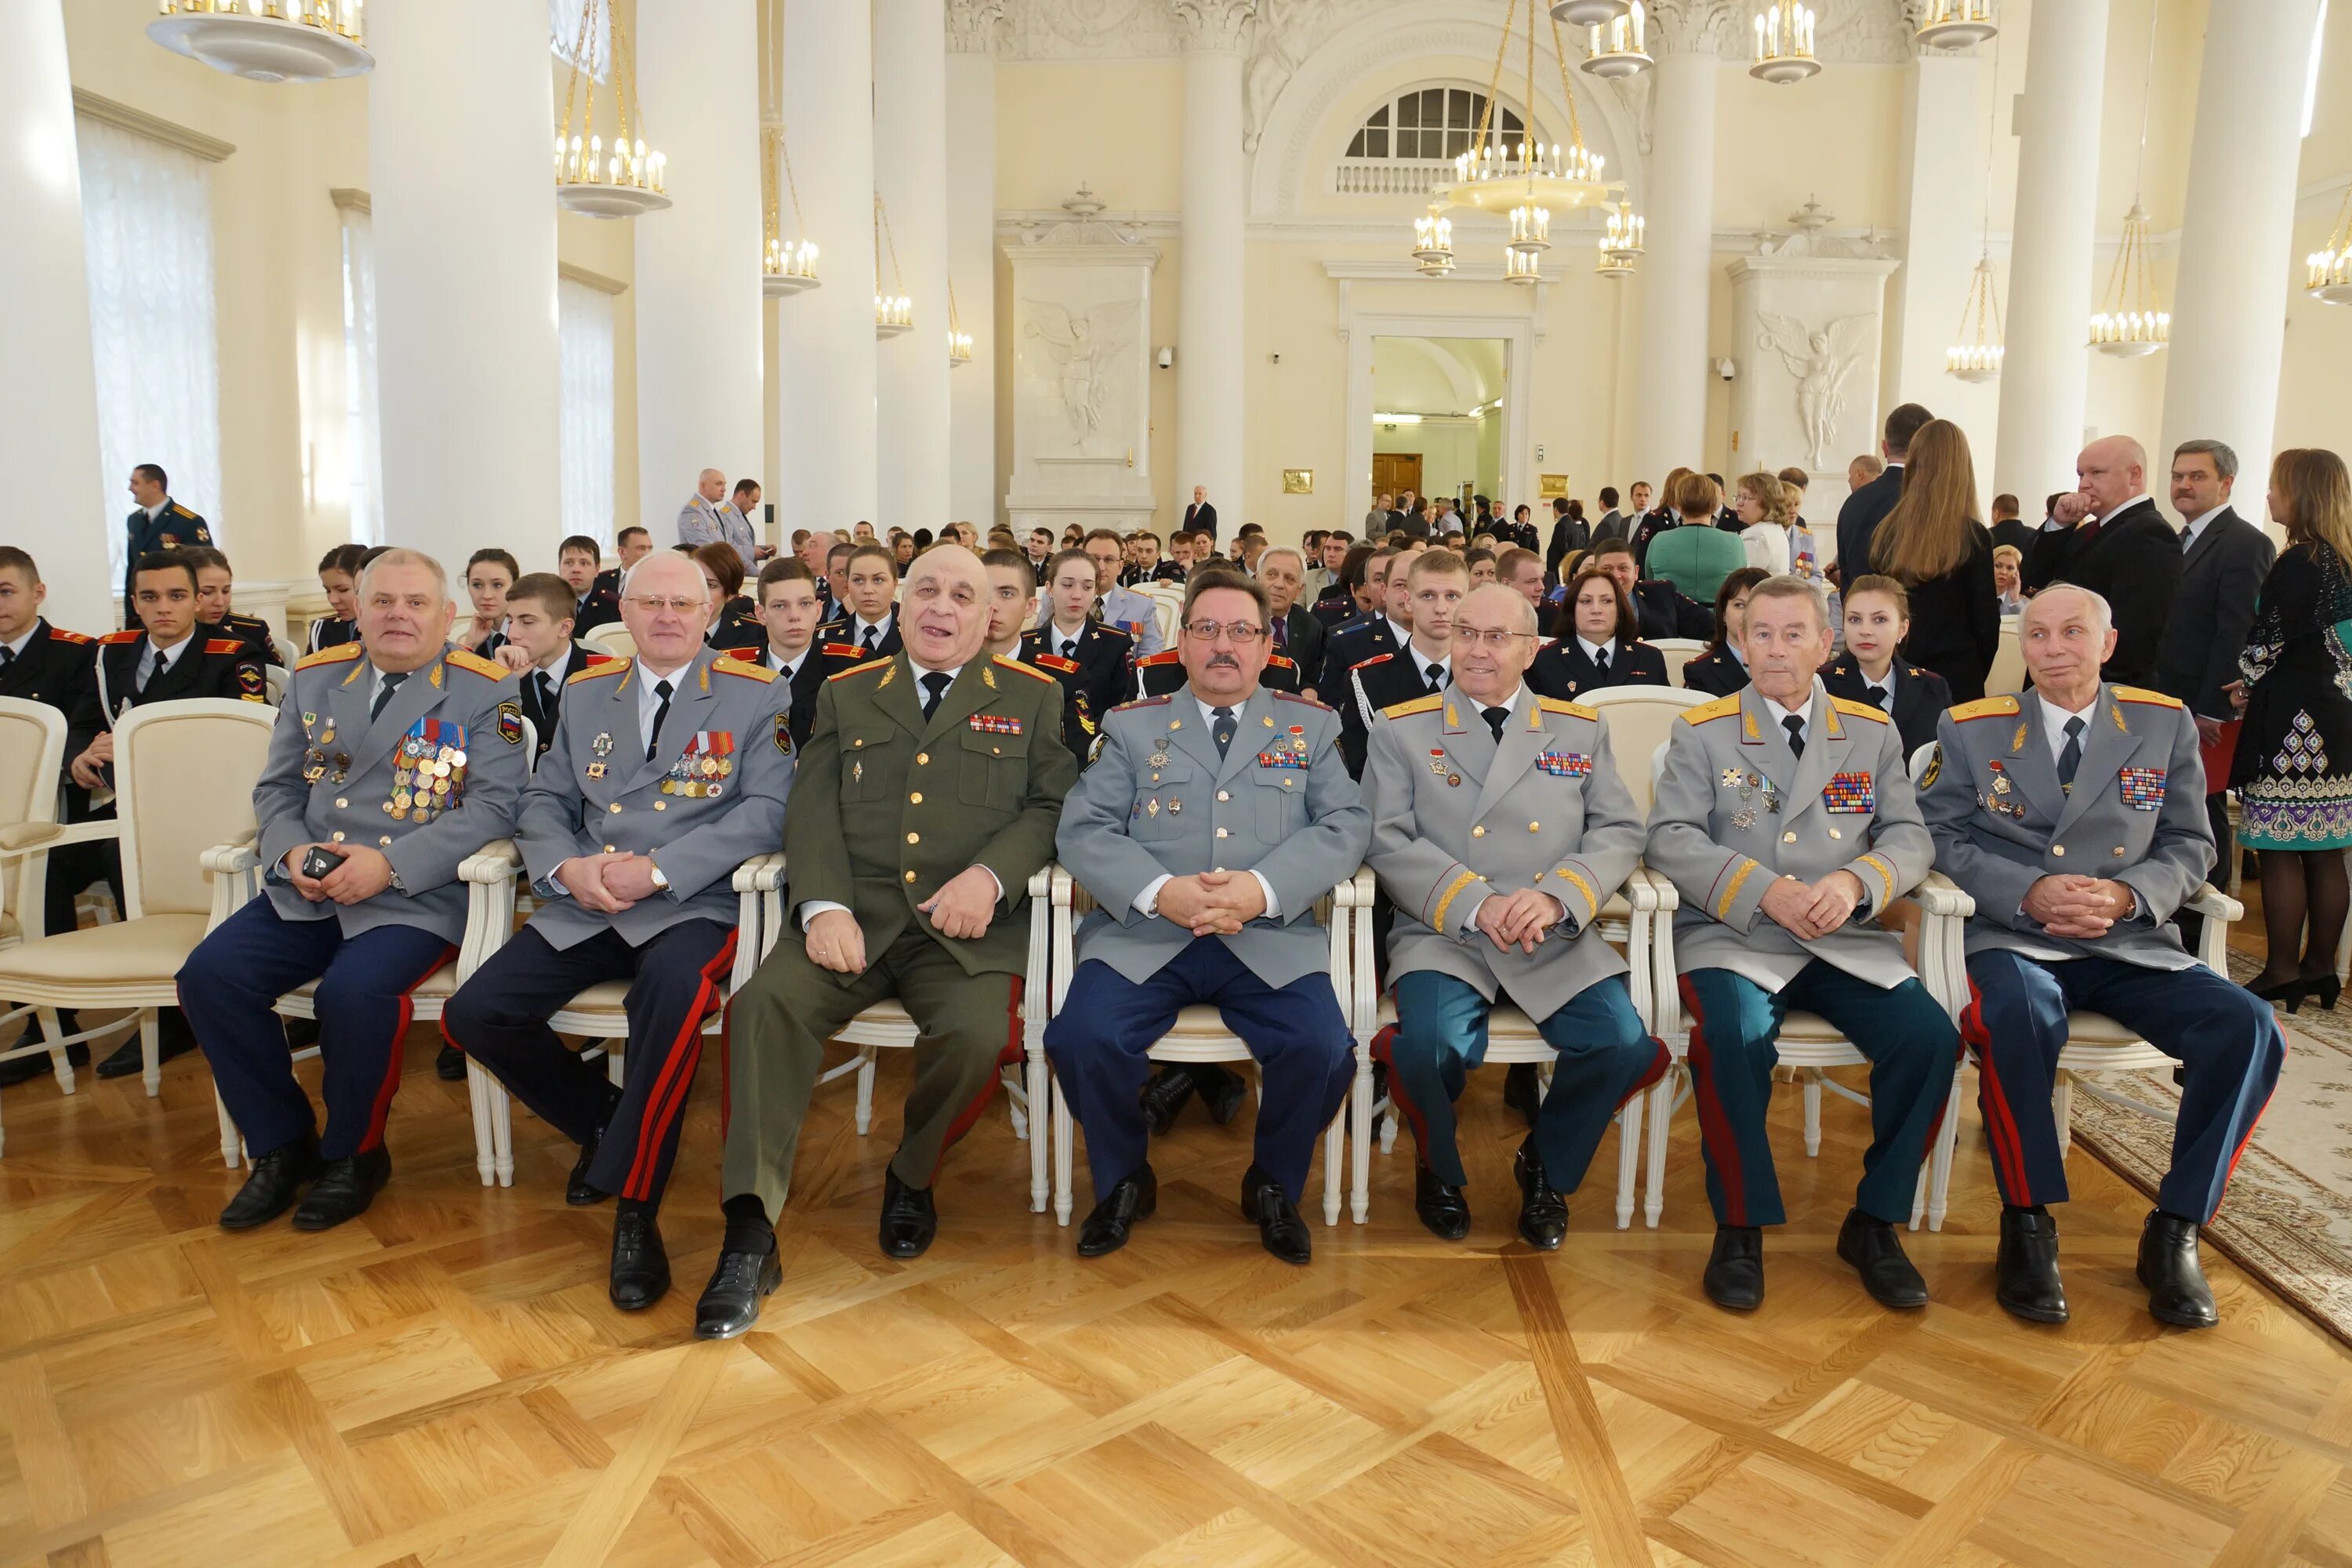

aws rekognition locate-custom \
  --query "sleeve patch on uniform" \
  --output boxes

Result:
[775,713,793,755]
[497,700,524,745]
[236,662,264,696]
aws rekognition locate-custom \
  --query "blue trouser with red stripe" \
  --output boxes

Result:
[179,896,454,1161]
[442,918,736,1209]
[1679,961,1958,1228]
[1962,949,2285,1224]
[1379,971,1668,1191]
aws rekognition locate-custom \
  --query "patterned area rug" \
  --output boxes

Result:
[2066,946,2352,1348]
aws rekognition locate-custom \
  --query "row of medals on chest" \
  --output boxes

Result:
[1721,767,1785,832]
[583,730,734,797]
[1137,724,1304,818]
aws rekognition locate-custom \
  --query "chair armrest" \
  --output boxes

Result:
[1631,862,1678,913]
[0,820,120,861]
[0,822,61,852]
[1912,871,1976,920]
[1335,866,1376,910]
[735,851,786,895]
[459,840,523,884]
[1621,866,1662,912]
[201,842,263,877]
[1051,866,1075,909]
[2184,883,2242,924]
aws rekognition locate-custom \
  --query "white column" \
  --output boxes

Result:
[1632,19,1720,488]
[637,2,764,545]
[946,2,1004,528]
[876,0,951,535]
[2158,0,2321,485]
[369,2,559,573]
[1992,0,2109,503]
[1175,1,1254,532]
[1886,44,1997,486]
[0,1,109,630]
[776,0,877,525]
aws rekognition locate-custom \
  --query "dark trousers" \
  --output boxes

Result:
[1379,971,1667,1190]
[1677,960,1959,1227]
[179,896,453,1160]
[1047,940,1353,1203]
[442,919,736,1207]
[1962,949,2285,1223]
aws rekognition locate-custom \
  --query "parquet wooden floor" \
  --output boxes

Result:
[3,977,2350,1567]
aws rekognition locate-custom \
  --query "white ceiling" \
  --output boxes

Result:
[1370,335,1506,416]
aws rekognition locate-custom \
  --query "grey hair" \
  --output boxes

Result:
[2026,580,2114,635]
[356,547,446,602]
[2173,438,2239,482]
[1258,546,1306,573]
[1744,572,1828,629]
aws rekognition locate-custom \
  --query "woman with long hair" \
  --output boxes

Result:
[1868,418,1998,702]
[459,548,518,657]
[1679,566,1769,697]
[2229,448,2352,1010]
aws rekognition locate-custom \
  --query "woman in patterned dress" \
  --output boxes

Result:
[2229,448,2352,1011]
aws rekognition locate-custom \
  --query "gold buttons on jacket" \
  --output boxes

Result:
[1472,825,1486,838]
[853,738,865,748]
[334,797,348,809]
[2112,846,2126,857]
[379,835,392,847]
[2053,844,2066,857]
[654,801,666,811]
[904,870,917,883]
[331,831,345,842]
[907,832,920,844]
[1216,827,1230,838]
[916,752,929,765]
[1528,821,1541,833]
[1828,828,1842,840]
[1784,831,1798,844]
[909,792,923,804]
[608,803,622,814]
[1218,790,1230,802]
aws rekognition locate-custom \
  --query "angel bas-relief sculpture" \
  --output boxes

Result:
[1023,298,1141,447]
[1756,311,1875,470]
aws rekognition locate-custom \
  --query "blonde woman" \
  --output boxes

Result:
[1734,471,1794,575]
[1868,418,1998,701]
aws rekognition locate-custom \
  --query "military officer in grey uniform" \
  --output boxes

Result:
[1363,583,1667,1248]
[1047,568,1369,1264]
[1921,584,2284,1329]
[443,553,796,1312]
[1647,574,1958,1313]
[179,549,528,1232]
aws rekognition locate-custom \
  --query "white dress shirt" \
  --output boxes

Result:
[850,612,895,649]
[2180,506,2225,554]
[2,625,37,662]
[1577,635,1618,668]
[2036,691,2098,767]
[764,643,808,683]
[1133,695,1283,924]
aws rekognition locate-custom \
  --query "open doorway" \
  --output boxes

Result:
[1370,336,1507,521]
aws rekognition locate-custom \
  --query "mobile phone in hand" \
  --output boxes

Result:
[301,846,348,880]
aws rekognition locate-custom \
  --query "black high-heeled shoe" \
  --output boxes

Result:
[2306,974,2342,1011]
[2246,975,2310,1014]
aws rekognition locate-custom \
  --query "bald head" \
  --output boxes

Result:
[696,467,726,503]
[2075,436,2148,517]
[899,543,989,672]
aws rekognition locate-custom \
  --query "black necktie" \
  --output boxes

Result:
[1865,682,1888,711]
[1062,637,1079,659]
[647,677,673,761]
[920,670,953,719]
[0,645,14,668]
[1482,705,1508,742]
[862,625,879,653]
[1783,713,1806,760]
[536,670,557,716]
[1425,661,1445,693]
[1592,646,1610,677]
[2058,716,2085,790]
[1211,706,1236,757]
[2180,527,2194,554]
[370,669,406,720]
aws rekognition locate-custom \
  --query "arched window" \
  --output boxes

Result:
[1345,86,1530,163]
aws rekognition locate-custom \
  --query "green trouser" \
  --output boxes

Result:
[722,924,1022,1221]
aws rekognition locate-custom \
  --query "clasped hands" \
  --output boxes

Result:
[1474,887,1566,954]
[2023,873,2134,938]
[282,843,394,905]
[1759,869,1867,940]
[555,852,666,913]
[1154,870,1268,937]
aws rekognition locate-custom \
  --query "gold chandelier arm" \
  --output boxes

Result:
[611,1,642,151]
[1545,6,1591,156]
[876,194,907,292]
[559,0,594,146]
[1473,0,1518,159]
[780,132,808,227]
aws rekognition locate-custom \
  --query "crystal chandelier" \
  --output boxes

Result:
[1915,0,1998,50]
[947,282,974,367]
[1404,0,1624,287]
[1946,31,2003,380]
[149,1,372,83]
[554,0,670,220]
[873,196,913,338]
[760,2,817,296]
[1548,1,1628,24]
[2307,184,2352,307]
[1751,3,1820,84]
[1580,3,1652,79]
[2090,2,2168,356]
[1595,199,1644,279]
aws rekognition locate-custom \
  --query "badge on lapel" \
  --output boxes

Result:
[2119,765,2166,810]
[1822,771,1876,814]
[496,700,523,746]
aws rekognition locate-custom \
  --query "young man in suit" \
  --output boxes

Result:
[1835,403,1932,584]
[1987,494,2034,558]
[2026,436,2183,688]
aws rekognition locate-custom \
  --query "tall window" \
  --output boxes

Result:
[558,276,616,550]
[1346,87,1531,162]
[77,113,222,591]
[336,201,383,547]
[550,0,609,78]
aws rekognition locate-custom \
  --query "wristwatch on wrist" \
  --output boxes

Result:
[648,862,670,891]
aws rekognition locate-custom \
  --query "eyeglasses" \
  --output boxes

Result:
[1182,620,1268,644]
[626,596,706,615]
[1453,627,1535,650]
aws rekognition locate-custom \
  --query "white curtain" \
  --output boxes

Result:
[77,113,223,591]
[558,276,616,550]
[338,204,384,547]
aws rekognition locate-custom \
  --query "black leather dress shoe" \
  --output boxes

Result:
[1193,1062,1247,1126]
[1140,1066,1196,1136]
[1994,1207,2068,1323]
[608,1210,670,1310]
[219,1133,321,1230]
[879,1167,938,1259]
[1501,1062,1543,1129]
[1836,1208,1929,1309]
[0,1037,87,1087]
[292,1147,390,1231]
[2137,1210,2219,1329]
[436,1043,466,1081]
[1077,1166,1157,1257]
[1414,1164,1471,1241]
[1240,1163,1312,1265]
[1703,1225,1764,1311]
[96,1011,198,1080]
[568,1114,615,1207]
[693,1245,783,1339]
[1514,1142,1568,1251]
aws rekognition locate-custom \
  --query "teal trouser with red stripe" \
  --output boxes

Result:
[1962,949,2284,1223]
[1677,960,1958,1227]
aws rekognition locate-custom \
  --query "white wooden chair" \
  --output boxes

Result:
[1649,637,1706,687]
[1985,623,2027,697]
[0,701,278,1152]
[581,622,634,658]
[1047,867,1352,1228]
[0,700,72,1102]
[1131,583,1182,650]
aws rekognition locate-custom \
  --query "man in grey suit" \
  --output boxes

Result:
[1047,568,1369,1263]
[1922,585,2285,1330]
[1363,584,1666,1248]
[1647,575,1958,1313]
[442,553,797,1312]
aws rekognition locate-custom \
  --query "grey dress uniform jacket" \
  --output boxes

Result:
[1056,686,1370,990]
[517,646,797,951]
[1918,685,2212,971]
[255,644,528,943]
[1363,687,1643,1019]
[1647,681,1932,990]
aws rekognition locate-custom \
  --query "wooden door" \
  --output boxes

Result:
[1372,452,1422,502]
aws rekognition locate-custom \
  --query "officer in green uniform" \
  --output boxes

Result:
[695,543,1076,1338]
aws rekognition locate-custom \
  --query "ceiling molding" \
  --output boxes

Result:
[558,260,627,296]
[71,89,234,162]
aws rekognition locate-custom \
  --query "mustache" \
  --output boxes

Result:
[1207,653,1240,669]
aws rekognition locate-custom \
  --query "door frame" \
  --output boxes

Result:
[1343,307,1535,524]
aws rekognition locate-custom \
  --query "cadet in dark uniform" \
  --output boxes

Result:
[739,558,837,748]
[695,545,1075,1338]
[1679,568,1770,698]
[1822,575,1952,758]
[304,543,366,655]
[445,553,795,1311]
[816,541,906,659]
[185,546,284,668]
[560,534,622,633]
[692,543,762,654]
[1341,550,1467,781]
[122,463,211,626]
[1022,546,1135,755]
[1315,548,1408,708]
[178,549,527,1232]
[1529,568,1671,701]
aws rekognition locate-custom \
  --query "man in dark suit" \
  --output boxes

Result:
[1183,486,1219,543]
[1987,494,2034,558]
[1835,402,1933,583]
[1255,546,1326,699]
[2026,436,2184,688]
[1544,497,1590,582]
